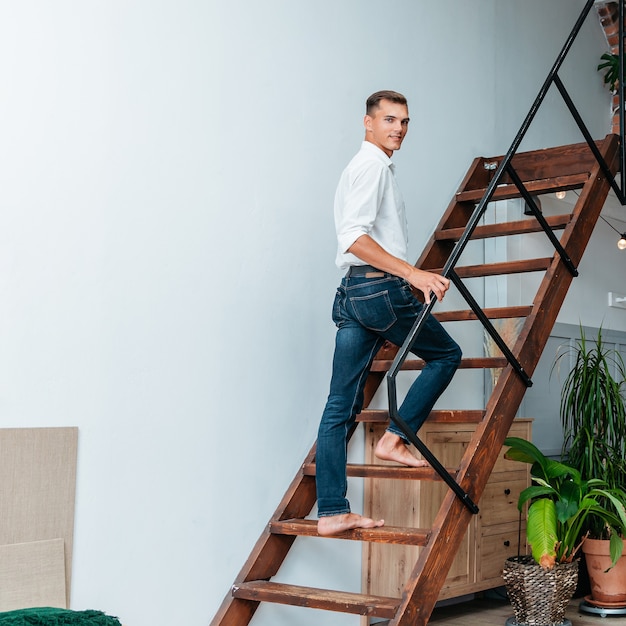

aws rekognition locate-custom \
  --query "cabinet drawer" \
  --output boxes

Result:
[479,478,527,525]
[479,523,527,582]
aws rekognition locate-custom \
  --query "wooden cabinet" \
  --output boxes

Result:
[361,419,531,605]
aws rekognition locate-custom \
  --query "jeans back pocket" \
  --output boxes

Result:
[349,290,397,332]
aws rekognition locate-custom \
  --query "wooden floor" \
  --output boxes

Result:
[371,593,626,625]
[425,595,626,625]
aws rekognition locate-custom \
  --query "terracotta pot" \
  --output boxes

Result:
[582,537,626,606]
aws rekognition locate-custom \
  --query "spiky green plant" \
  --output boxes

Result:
[555,326,626,537]
[504,436,626,570]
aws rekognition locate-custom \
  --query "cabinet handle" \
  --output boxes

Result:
[504,488,511,496]
[504,540,510,547]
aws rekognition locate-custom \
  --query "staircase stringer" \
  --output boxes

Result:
[388,133,620,626]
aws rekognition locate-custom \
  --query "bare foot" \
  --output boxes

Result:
[375,431,429,468]
[317,513,384,536]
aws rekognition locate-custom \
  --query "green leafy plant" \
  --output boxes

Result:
[556,326,626,537]
[504,436,626,570]
[598,52,621,93]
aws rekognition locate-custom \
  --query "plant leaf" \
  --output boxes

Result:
[609,530,624,569]
[527,499,558,569]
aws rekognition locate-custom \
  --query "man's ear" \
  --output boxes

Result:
[364,114,372,132]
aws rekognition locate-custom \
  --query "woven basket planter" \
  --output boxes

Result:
[502,555,579,626]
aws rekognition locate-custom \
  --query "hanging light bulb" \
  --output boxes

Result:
[599,215,626,250]
[555,190,567,200]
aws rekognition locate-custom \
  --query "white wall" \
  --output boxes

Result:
[504,193,626,332]
[0,2,621,626]
[494,0,611,152]
[561,195,626,330]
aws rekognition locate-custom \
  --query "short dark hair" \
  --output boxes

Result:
[366,90,407,115]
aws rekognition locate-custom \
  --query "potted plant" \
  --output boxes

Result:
[598,52,621,93]
[556,326,626,605]
[501,436,626,625]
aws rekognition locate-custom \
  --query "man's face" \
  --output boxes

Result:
[364,99,410,157]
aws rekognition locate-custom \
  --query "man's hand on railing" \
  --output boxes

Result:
[404,267,450,305]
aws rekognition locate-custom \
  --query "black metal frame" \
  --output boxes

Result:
[386,0,626,514]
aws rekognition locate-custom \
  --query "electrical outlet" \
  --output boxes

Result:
[608,292,626,309]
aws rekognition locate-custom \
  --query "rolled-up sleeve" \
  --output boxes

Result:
[335,161,386,254]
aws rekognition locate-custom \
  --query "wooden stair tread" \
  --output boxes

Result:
[303,462,453,480]
[369,356,508,372]
[232,581,400,618]
[434,214,572,242]
[431,257,552,278]
[270,518,430,545]
[433,305,532,322]
[356,409,485,424]
[455,172,588,202]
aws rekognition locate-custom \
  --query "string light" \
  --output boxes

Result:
[564,189,625,250]
[555,190,567,200]
[599,215,626,250]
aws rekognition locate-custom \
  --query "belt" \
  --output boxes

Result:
[346,265,386,277]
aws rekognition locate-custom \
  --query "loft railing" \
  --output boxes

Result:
[386,0,625,514]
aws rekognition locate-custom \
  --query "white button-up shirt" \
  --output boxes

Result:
[334,141,408,271]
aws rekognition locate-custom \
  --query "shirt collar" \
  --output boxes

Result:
[361,140,395,170]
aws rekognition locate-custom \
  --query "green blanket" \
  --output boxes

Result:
[0,608,122,626]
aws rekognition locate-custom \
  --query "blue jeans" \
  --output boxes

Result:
[316,273,462,517]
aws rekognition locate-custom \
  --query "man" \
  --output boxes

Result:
[316,90,462,537]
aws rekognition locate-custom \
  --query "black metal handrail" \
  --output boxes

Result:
[386,0,625,514]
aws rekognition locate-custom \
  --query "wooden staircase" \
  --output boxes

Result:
[211,134,620,626]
